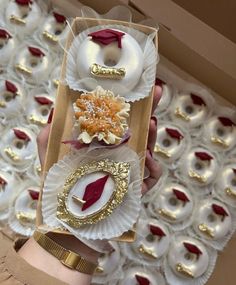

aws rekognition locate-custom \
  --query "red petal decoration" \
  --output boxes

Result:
[53,12,66,23]
[212,204,229,217]
[173,189,190,202]
[34,96,53,105]
[13,129,30,142]
[195,152,213,161]
[149,224,166,237]
[0,177,7,186]
[218,117,236,127]
[190,94,206,106]
[5,80,18,94]
[82,175,109,211]
[0,29,12,39]
[88,29,125,48]
[232,169,236,175]
[183,242,202,255]
[15,0,33,6]
[135,275,150,285]
[28,189,39,200]
[166,128,184,141]
[155,77,166,87]
[28,46,45,57]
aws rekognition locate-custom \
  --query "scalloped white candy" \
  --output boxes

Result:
[12,41,53,84]
[9,185,40,236]
[215,161,236,207]
[0,26,17,66]
[26,88,54,127]
[153,121,190,166]
[43,145,142,240]
[149,180,195,230]
[0,125,37,171]
[117,265,166,285]
[165,235,217,285]
[26,155,42,180]
[66,24,157,102]
[3,0,42,38]
[48,62,62,92]
[0,77,26,120]
[169,84,214,128]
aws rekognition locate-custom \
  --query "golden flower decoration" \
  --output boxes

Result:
[73,86,130,144]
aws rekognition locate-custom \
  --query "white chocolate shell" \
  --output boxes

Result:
[0,27,17,66]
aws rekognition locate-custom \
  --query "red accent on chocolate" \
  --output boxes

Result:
[13,129,30,142]
[135,275,150,285]
[0,29,12,39]
[183,242,202,255]
[0,177,7,186]
[88,29,125,48]
[149,224,166,237]
[5,81,18,94]
[28,47,45,57]
[34,96,53,105]
[218,117,236,127]
[195,152,213,161]
[190,94,206,106]
[166,128,184,141]
[82,175,109,211]
[212,204,229,217]
[53,12,66,23]
[28,189,39,200]
[155,77,166,87]
[15,0,33,6]
[173,189,190,202]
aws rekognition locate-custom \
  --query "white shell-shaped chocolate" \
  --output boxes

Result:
[0,27,17,66]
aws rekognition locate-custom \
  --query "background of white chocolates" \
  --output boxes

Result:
[0,1,236,285]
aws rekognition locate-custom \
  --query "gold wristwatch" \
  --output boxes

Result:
[33,231,98,275]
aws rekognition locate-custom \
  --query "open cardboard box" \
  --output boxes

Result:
[37,14,158,242]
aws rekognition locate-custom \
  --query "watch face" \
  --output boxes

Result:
[57,159,130,228]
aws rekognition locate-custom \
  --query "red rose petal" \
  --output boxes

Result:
[190,94,206,106]
[183,242,202,255]
[135,275,150,285]
[218,117,236,127]
[28,46,45,57]
[0,177,7,186]
[0,29,12,39]
[5,80,18,94]
[82,175,109,211]
[166,128,184,141]
[173,189,190,202]
[195,152,213,161]
[88,29,125,48]
[28,189,39,200]
[149,224,166,237]
[34,96,53,105]
[15,0,33,6]
[155,77,166,87]
[53,12,66,23]
[13,129,30,142]
[212,203,229,217]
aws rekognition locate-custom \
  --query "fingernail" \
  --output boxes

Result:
[147,148,153,158]
[47,108,54,124]
[151,116,157,127]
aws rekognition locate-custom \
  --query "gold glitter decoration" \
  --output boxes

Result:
[198,223,214,238]
[16,211,36,224]
[95,266,104,274]
[158,208,176,221]
[0,101,6,108]
[138,244,157,259]
[189,169,207,183]
[154,144,171,158]
[211,136,229,148]
[225,187,236,199]
[57,159,130,228]
[175,107,191,121]
[4,147,20,162]
[43,31,58,43]
[9,15,26,25]
[53,79,59,88]
[15,64,32,76]
[90,63,126,80]
[29,115,47,126]
[176,263,194,278]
